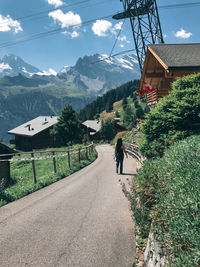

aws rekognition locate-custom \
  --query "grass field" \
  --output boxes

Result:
[0,144,97,207]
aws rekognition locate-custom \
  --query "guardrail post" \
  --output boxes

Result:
[52,152,57,173]
[31,153,37,184]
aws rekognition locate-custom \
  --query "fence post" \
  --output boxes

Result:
[68,151,71,169]
[86,146,88,159]
[78,148,81,163]
[31,153,37,184]
[52,152,57,173]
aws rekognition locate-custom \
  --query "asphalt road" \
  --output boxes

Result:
[0,145,137,267]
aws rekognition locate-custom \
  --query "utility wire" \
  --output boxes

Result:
[159,2,200,10]
[17,0,90,21]
[109,18,126,57]
[92,49,136,64]
[0,14,113,48]
[0,0,116,25]
[0,1,199,49]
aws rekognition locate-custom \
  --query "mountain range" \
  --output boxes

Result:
[0,53,140,143]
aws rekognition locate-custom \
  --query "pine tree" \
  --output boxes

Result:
[51,105,82,145]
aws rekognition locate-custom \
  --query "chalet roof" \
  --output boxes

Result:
[8,116,59,137]
[82,120,101,132]
[149,43,200,70]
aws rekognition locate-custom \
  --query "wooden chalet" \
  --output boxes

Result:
[82,119,126,140]
[140,43,200,105]
[0,143,15,183]
[82,120,101,140]
[8,116,59,151]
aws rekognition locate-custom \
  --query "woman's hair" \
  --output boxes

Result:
[116,138,122,152]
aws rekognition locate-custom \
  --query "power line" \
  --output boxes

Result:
[0,14,113,48]
[17,0,90,21]
[109,19,126,57]
[159,2,200,10]
[0,1,199,49]
[0,0,116,25]
[92,49,136,64]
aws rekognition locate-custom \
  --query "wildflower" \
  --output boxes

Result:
[136,197,140,209]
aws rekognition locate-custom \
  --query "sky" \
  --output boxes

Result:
[0,0,199,74]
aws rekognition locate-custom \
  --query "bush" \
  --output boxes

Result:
[153,135,200,266]
[139,73,200,158]
[127,135,200,266]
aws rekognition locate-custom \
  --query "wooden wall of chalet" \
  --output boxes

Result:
[142,51,200,106]
[14,127,60,151]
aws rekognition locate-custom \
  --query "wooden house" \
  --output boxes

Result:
[0,143,15,183]
[82,120,101,140]
[8,116,59,151]
[140,43,200,105]
[82,119,126,140]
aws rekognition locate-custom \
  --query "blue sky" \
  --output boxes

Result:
[0,0,199,74]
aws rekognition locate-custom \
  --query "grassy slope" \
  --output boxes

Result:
[0,145,97,207]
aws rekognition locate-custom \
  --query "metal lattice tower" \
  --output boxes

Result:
[113,0,164,72]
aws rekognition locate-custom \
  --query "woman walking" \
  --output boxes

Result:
[115,138,128,174]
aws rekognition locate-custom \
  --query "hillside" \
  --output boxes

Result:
[79,80,147,130]
[0,54,140,143]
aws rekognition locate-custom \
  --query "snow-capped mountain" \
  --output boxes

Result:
[0,53,141,143]
[0,54,42,78]
[58,53,140,94]
[0,53,140,95]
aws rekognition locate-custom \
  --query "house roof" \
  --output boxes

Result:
[148,43,200,70]
[82,120,101,133]
[8,116,59,137]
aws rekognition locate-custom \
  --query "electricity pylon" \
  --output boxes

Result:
[113,0,164,72]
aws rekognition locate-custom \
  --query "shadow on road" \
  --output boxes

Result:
[119,173,136,176]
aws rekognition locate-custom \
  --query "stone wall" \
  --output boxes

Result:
[143,232,168,267]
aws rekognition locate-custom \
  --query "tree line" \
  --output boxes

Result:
[79,80,140,121]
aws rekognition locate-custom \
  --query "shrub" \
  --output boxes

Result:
[124,159,159,238]
[139,73,200,158]
[127,135,200,266]
[153,135,200,266]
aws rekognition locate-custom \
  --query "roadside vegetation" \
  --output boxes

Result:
[122,73,200,266]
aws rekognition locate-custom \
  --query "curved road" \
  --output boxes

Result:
[0,145,137,267]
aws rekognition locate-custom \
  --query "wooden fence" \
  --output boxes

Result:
[0,144,94,184]
[124,142,145,163]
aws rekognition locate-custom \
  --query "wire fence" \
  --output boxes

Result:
[0,144,94,184]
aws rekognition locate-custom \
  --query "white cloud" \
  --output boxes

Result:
[118,35,130,43]
[62,30,79,38]
[175,28,192,39]
[47,0,63,8]
[113,22,123,30]
[49,10,82,28]
[71,31,79,38]
[92,20,112,37]
[0,14,22,33]
[120,44,124,48]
